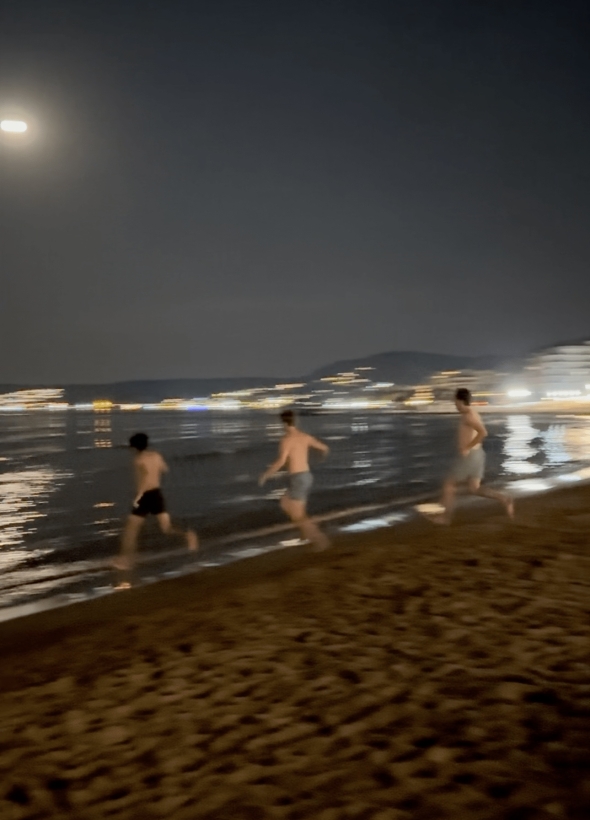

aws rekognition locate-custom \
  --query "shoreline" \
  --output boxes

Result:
[2,453,589,625]
[1,402,590,416]
[0,492,438,659]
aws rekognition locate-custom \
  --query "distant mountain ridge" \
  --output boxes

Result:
[309,350,520,387]
[0,350,522,403]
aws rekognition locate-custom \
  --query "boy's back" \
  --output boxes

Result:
[134,449,168,494]
[281,428,320,474]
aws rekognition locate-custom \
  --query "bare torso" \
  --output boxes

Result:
[281,429,316,473]
[134,450,168,494]
[458,408,483,453]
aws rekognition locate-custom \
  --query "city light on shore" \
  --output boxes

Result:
[1,120,28,133]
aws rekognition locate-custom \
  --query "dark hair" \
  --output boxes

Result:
[455,388,471,406]
[129,432,149,451]
[280,409,295,426]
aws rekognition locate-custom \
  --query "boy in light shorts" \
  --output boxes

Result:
[436,388,514,524]
[259,410,330,550]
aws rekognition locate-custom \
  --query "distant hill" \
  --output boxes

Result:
[0,350,523,403]
[309,350,520,386]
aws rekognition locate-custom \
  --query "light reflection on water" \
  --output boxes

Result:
[503,416,543,475]
[542,424,572,466]
[0,559,100,589]
[93,415,112,449]
[510,478,553,493]
[340,512,408,533]
[563,421,590,454]
[502,414,590,475]
[0,466,70,551]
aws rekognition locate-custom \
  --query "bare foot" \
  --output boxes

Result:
[114,581,131,590]
[112,556,132,571]
[187,530,199,552]
[310,533,331,552]
[506,498,515,519]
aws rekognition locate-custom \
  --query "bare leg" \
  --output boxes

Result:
[468,479,514,518]
[434,479,457,525]
[114,515,144,570]
[156,512,199,551]
[280,494,330,550]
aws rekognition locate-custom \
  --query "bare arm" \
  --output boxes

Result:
[259,439,290,486]
[308,435,329,457]
[463,415,488,454]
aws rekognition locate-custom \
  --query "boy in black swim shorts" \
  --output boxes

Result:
[113,433,198,570]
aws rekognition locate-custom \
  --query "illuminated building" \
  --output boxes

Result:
[319,368,374,388]
[157,398,209,410]
[526,341,590,398]
[0,388,66,411]
[208,382,309,410]
[429,369,503,404]
[405,384,434,407]
[92,399,114,412]
[159,398,187,409]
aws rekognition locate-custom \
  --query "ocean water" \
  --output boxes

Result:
[1,409,590,616]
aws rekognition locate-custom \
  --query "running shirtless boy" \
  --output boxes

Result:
[259,410,330,550]
[113,432,198,570]
[436,388,514,524]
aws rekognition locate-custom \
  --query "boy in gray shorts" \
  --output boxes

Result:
[259,409,330,549]
[436,388,514,524]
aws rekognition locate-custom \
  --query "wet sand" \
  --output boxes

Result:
[1,486,589,819]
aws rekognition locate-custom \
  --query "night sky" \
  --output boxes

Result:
[1,0,589,383]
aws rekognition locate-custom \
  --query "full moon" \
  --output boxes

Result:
[0,120,28,133]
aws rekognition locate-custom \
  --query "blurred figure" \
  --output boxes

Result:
[113,432,198,570]
[259,410,330,550]
[436,388,514,524]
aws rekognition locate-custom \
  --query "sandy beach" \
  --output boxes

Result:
[0,486,589,819]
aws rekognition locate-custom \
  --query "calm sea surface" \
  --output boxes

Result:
[1,409,590,615]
